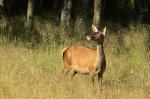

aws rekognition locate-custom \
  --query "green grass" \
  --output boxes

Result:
[0,17,150,99]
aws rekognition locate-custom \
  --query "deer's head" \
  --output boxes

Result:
[86,24,106,44]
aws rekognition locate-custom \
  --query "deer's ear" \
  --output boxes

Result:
[92,24,99,32]
[102,26,106,36]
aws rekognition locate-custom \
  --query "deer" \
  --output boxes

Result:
[62,24,106,87]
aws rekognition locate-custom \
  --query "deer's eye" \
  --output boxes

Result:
[93,32,96,34]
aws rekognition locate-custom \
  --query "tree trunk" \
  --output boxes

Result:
[60,0,72,38]
[130,0,135,11]
[101,0,106,23]
[52,0,63,24]
[148,0,150,17]
[0,0,4,7]
[93,0,101,27]
[27,0,35,32]
[0,0,4,16]
[74,0,89,35]
[135,0,143,23]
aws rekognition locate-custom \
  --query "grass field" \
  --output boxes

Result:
[0,18,150,99]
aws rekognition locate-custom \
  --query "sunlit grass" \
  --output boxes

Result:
[0,17,150,99]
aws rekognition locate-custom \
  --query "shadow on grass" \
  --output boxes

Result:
[0,16,42,48]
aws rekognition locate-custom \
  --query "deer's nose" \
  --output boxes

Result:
[86,35,91,41]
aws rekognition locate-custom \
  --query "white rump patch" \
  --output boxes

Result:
[62,46,69,55]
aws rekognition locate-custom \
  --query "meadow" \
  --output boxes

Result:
[0,17,150,99]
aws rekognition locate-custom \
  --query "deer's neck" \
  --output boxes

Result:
[96,44,105,66]
[97,44,104,56]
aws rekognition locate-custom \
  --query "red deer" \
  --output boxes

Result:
[62,24,106,87]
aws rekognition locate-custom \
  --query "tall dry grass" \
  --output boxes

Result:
[0,17,150,99]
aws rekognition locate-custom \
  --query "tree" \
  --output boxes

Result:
[0,0,4,16]
[147,0,150,17]
[135,0,143,23]
[101,0,105,20]
[74,0,89,34]
[27,0,35,32]
[51,0,63,24]
[60,0,72,38]
[93,0,101,27]
[0,0,4,7]
[130,0,135,11]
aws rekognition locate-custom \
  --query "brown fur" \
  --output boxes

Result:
[63,45,97,74]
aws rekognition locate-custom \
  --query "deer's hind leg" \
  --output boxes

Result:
[62,59,71,79]
[71,71,78,78]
